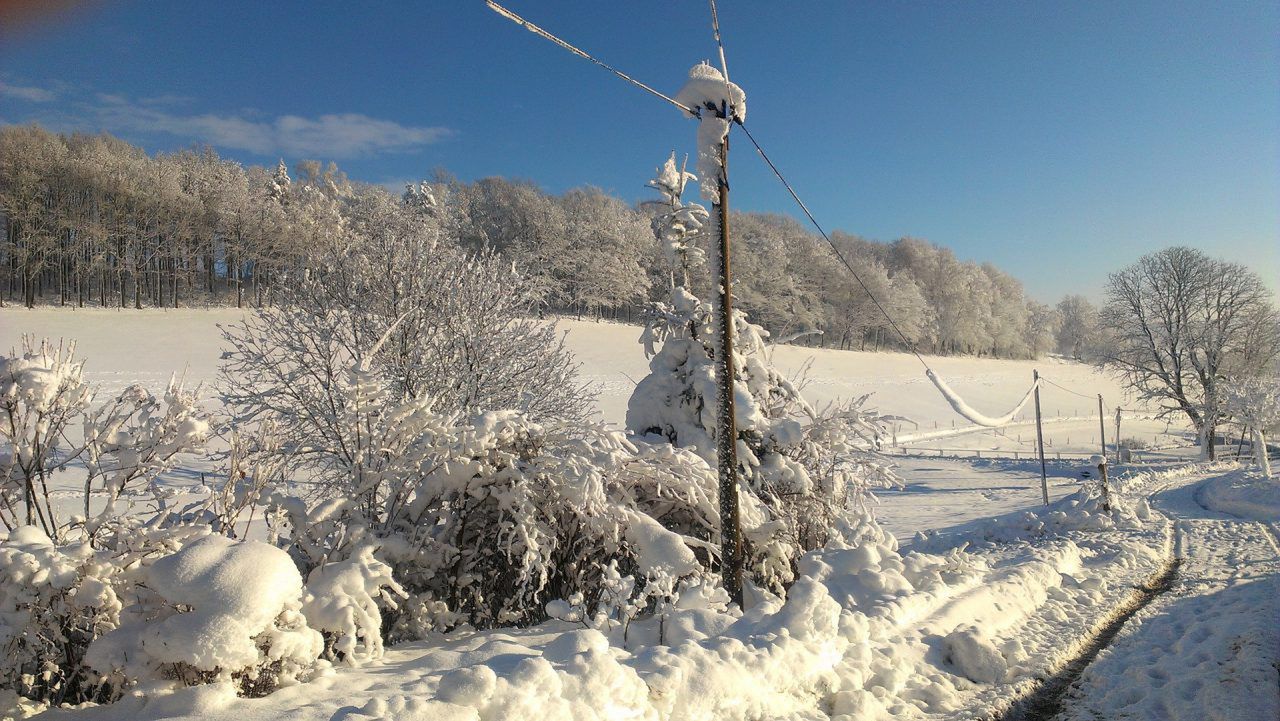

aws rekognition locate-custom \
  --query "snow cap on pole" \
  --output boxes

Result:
[676,62,747,201]
[674,61,747,120]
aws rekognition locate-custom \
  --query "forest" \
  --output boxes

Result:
[0,123,1096,359]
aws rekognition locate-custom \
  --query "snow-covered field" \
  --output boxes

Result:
[0,307,1189,534]
[4,308,1274,721]
[0,307,1169,439]
[0,306,1202,527]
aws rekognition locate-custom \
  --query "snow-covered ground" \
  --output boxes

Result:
[6,309,1274,721]
[41,463,1271,721]
[1060,469,1280,721]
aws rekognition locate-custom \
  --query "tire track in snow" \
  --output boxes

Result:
[1042,473,1280,720]
[993,471,1196,721]
[993,542,1181,721]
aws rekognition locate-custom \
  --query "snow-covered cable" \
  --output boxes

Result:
[927,369,1040,428]
[486,1,701,117]
[735,120,930,370]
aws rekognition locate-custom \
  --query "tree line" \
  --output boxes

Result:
[4,123,1107,359]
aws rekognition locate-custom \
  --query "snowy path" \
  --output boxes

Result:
[1057,472,1280,721]
[877,457,1084,541]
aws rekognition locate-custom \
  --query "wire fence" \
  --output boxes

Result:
[885,442,1252,463]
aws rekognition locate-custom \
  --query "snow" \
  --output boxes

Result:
[621,510,701,578]
[674,62,745,202]
[31,465,1189,721]
[1061,470,1280,720]
[11,308,1268,721]
[85,534,321,679]
[302,546,407,665]
[0,308,1158,446]
[943,626,1006,684]
[925,368,1038,428]
[1197,468,1280,523]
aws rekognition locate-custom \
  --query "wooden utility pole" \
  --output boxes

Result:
[1097,394,1107,462]
[483,0,748,605]
[713,104,744,607]
[1033,370,1048,505]
[1114,406,1123,463]
[1096,456,1110,511]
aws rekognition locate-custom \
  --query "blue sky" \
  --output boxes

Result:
[2,0,1276,301]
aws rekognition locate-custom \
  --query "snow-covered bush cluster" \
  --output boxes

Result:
[87,534,323,696]
[1,337,210,543]
[257,351,720,632]
[0,343,335,708]
[0,526,123,706]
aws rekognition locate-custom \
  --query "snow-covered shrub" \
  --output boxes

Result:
[256,350,720,634]
[85,535,323,697]
[301,545,406,665]
[0,517,219,709]
[0,337,210,542]
[628,155,897,593]
[374,411,717,629]
[0,527,122,707]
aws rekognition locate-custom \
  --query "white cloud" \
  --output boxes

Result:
[88,93,452,158]
[0,81,56,102]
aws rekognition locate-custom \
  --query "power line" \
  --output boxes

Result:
[708,0,734,110]
[486,1,700,117]
[734,119,930,370]
[1039,376,1096,400]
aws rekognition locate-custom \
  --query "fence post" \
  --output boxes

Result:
[1033,370,1049,505]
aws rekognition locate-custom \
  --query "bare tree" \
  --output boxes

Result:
[1098,247,1279,459]
[1055,295,1099,359]
[219,190,594,493]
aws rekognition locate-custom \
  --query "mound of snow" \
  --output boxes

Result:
[1198,470,1280,521]
[87,535,322,684]
[944,625,1007,683]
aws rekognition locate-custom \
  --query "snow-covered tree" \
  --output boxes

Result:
[269,158,292,205]
[1222,375,1280,478]
[1056,294,1099,359]
[643,151,708,289]
[219,214,594,498]
[557,187,653,315]
[627,154,897,593]
[1025,301,1060,358]
[1099,247,1280,459]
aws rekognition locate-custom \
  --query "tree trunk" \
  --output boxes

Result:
[1252,428,1271,479]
